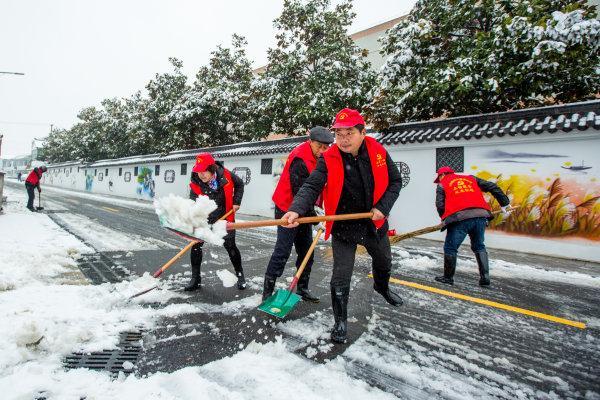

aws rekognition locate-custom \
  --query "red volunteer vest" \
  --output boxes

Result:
[189,168,235,222]
[440,173,491,220]
[322,136,389,240]
[272,141,317,212]
[26,168,43,186]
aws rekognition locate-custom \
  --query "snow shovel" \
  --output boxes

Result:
[36,191,44,211]
[129,209,235,299]
[259,227,324,318]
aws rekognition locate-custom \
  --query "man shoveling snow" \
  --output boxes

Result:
[154,152,246,291]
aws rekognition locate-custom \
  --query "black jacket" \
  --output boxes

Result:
[189,162,244,224]
[289,141,402,242]
[436,176,510,226]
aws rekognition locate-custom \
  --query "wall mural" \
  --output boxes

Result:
[469,147,600,241]
[85,173,94,191]
[136,166,155,198]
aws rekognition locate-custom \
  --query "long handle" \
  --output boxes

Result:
[288,228,323,292]
[391,207,519,242]
[227,212,373,230]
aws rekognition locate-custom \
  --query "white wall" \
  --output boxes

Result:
[387,130,600,262]
[41,130,600,262]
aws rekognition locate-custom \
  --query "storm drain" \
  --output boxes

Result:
[64,331,143,374]
[76,252,130,284]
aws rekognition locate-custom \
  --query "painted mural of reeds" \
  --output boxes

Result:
[480,172,600,241]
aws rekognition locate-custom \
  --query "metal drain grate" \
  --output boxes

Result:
[76,253,130,284]
[64,331,142,374]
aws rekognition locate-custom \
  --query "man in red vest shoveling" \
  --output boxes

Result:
[433,166,511,287]
[263,126,334,303]
[281,108,404,344]
[185,152,246,291]
[25,165,47,212]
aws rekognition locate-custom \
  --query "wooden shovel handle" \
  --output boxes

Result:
[289,228,324,291]
[226,212,373,230]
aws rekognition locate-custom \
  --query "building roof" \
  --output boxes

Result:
[87,136,307,168]
[379,100,600,146]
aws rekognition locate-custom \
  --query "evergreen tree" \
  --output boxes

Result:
[258,0,376,135]
[367,0,600,129]
[169,35,258,149]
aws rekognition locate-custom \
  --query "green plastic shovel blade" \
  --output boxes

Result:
[258,289,301,318]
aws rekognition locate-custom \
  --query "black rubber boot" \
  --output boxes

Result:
[236,270,247,290]
[262,275,277,301]
[184,263,201,291]
[435,254,456,285]
[330,285,349,344]
[475,251,490,286]
[374,283,403,307]
[296,273,319,303]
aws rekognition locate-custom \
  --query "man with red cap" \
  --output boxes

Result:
[186,152,246,291]
[262,126,334,303]
[433,166,511,286]
[281,108,403,344]
[25,165,47,212]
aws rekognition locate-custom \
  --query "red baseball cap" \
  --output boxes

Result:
[434,166,455,183]
[192,152,215,173]
[331,108,365,129]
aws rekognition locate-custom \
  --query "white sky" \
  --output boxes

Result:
[0,0,416,158]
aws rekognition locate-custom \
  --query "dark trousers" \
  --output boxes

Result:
[191,231,242,273]
[443,217,487,256]
[265,207,314,279]
[331,233,392,289]
[26,183,36,209]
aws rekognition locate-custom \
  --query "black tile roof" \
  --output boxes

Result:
[379,100,600,146]
[87,136,307,168]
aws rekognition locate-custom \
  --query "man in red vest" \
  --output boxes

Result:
[25,165,47,212]
[434,166,511,286]
[185,153,246,291]
[281,108,403,344]
[263,126,334,303]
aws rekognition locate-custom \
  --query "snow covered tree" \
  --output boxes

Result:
[169,35,259,149]
[136,58,189,154]
[367,0,600,129]
[258,0,376,135]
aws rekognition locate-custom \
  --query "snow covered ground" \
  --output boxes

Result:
[0,185,399,399]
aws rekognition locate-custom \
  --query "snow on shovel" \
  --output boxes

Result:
[259,227,324,319]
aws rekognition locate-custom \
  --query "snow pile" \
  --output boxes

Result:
[216,269,238,287]
[154,194,228,245]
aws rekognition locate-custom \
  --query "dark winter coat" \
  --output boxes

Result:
[436,176,510,227]
[289,140,402,242]
[189,162,244,224]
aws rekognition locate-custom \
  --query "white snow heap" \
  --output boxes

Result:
[154,194,228,245]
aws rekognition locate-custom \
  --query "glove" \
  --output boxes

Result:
[500,205,512,217]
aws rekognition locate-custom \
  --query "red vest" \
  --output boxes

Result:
[26,168,43,186]
[189,168,235,222]
[272,141,317,212]
[440,173,491,220]
[322,136,389,240]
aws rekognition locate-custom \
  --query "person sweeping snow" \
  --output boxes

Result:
[433,166,511,287]
[25,165,47,212]
[280,108,404,344]
[185,152,247,291]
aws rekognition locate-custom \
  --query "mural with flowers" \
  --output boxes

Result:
[470,146,600,241]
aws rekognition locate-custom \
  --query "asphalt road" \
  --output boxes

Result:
[9,181,599,399]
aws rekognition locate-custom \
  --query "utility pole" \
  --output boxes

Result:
[0,71,25,76]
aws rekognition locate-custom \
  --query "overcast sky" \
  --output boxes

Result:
[0,0,416,158]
